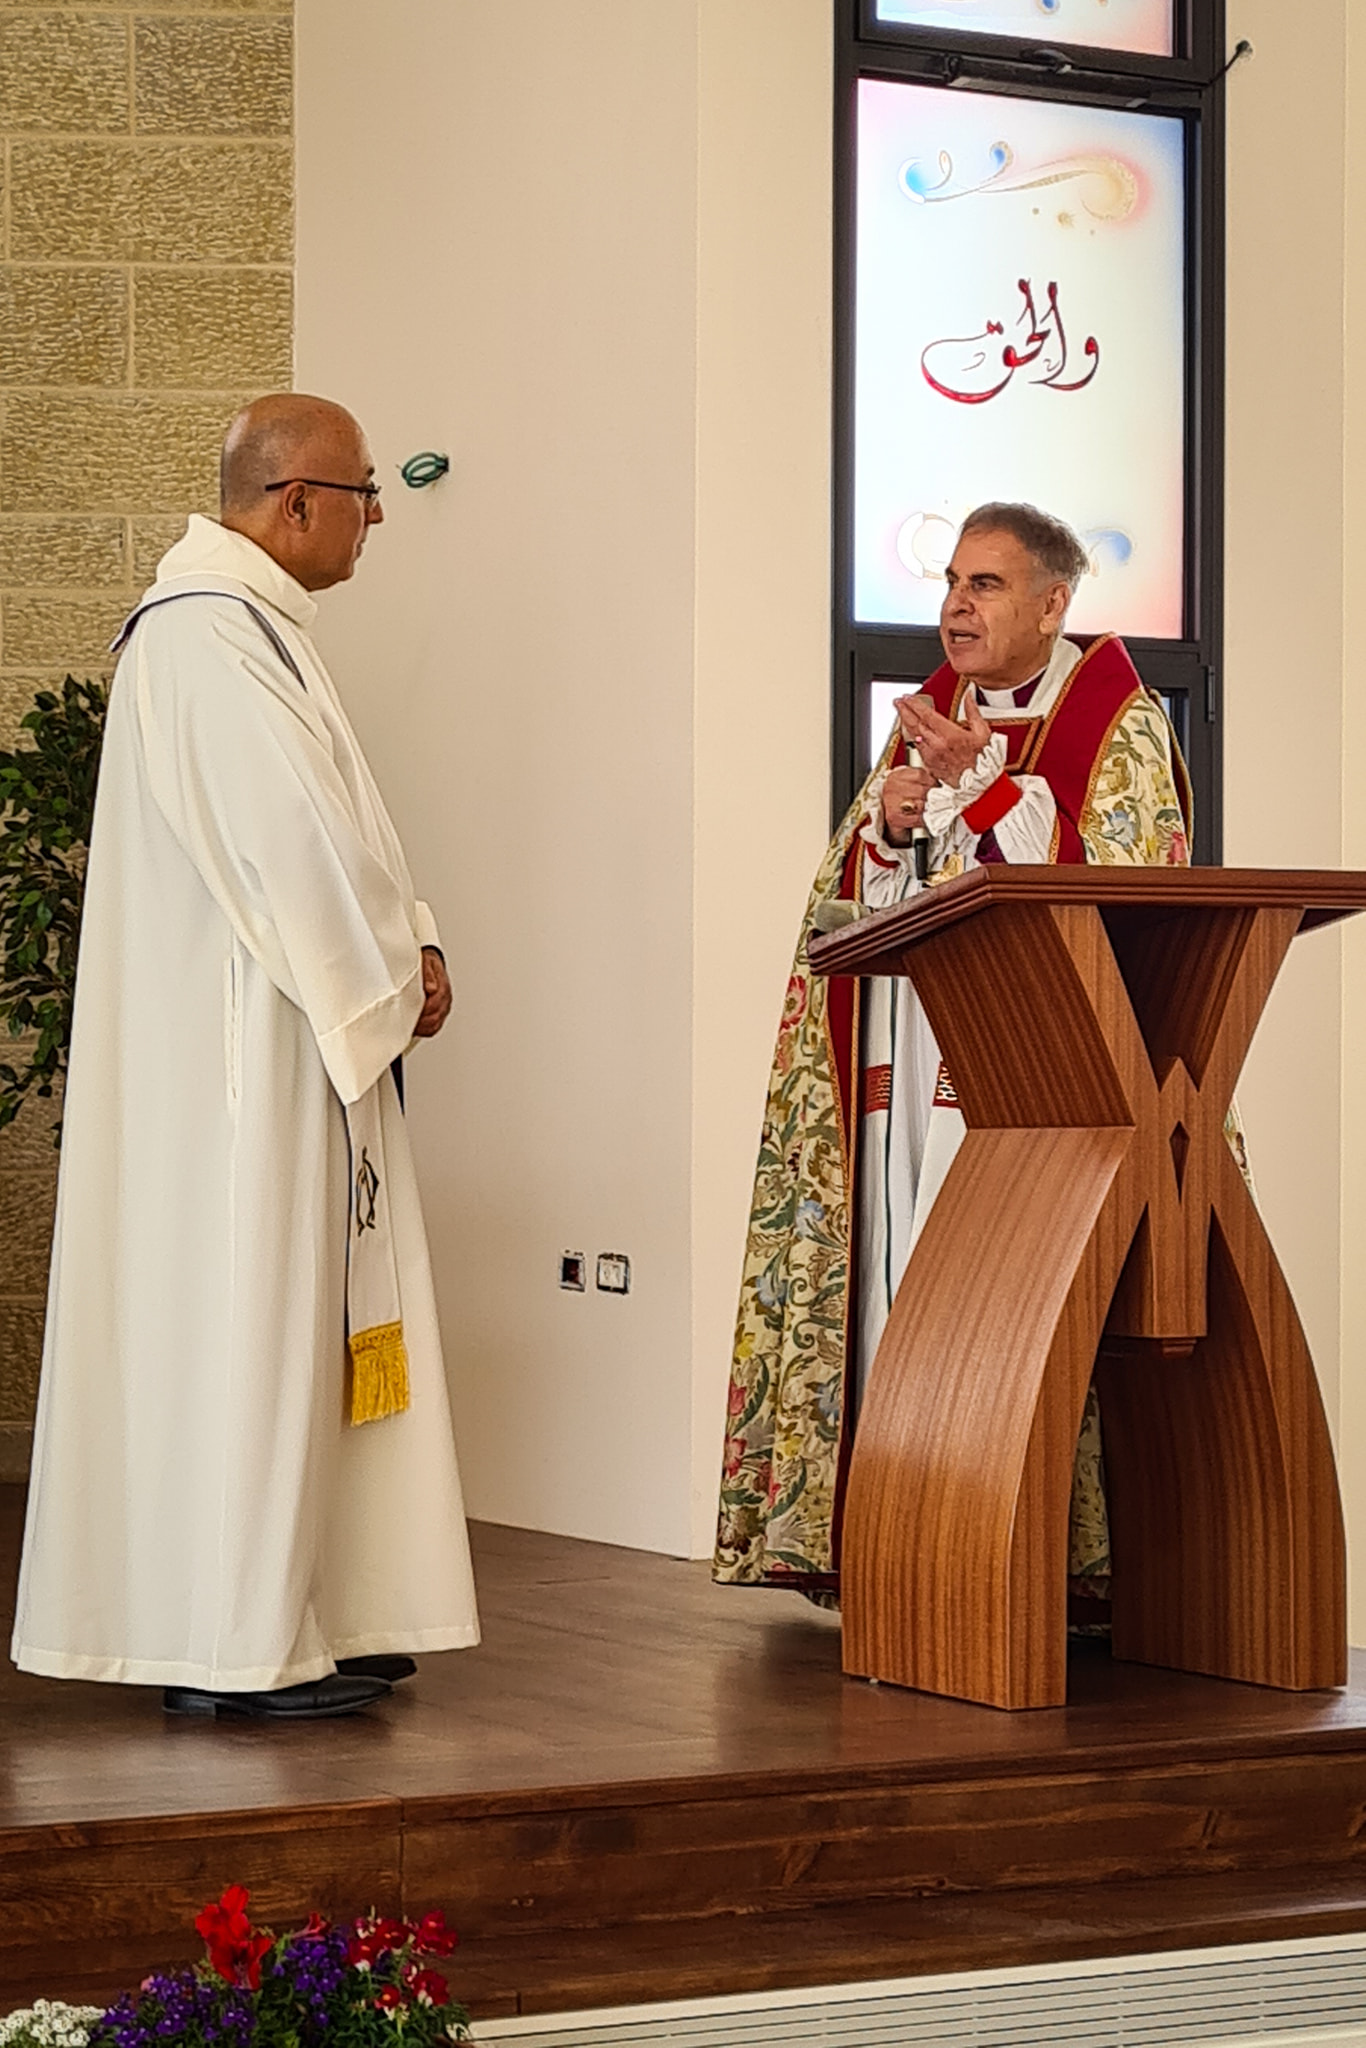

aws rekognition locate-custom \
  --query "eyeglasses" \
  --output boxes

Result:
[264,478,382,503]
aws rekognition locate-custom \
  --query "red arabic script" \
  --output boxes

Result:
[921,279,1100,405]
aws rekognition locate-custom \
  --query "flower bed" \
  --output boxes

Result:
[0,1890,471,2048]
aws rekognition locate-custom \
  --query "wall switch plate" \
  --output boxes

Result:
[596,1252,630,1294]
[559,1251,586,1291]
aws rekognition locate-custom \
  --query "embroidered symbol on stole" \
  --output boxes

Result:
[355,1148,380,1236]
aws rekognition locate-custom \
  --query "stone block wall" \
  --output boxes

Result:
[0,0,294,1475]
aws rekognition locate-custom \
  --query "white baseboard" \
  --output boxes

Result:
[476,1931,1366,2048]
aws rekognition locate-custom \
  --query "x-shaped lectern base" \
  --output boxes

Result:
[809,869,1363,1710]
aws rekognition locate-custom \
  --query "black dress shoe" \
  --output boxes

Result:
[336,1654,417,1684]
[163,1674,392,1719]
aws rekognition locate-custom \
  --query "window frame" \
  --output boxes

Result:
[831,0,1227,860]
[857,0,1217,77]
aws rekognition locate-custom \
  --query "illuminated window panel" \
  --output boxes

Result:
[868,677,922,768]
[873,0,1174,58]
[854,79,1186,638]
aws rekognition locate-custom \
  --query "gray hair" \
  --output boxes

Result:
[959,502,1090,594]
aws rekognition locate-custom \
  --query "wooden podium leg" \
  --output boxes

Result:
[1099,1193,1346,1692]
[841,1125,1134,1710]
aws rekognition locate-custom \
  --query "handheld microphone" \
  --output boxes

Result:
[907,739,930,883]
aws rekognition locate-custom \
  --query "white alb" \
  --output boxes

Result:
[12,516,479,1689]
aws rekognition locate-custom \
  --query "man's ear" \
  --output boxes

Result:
[1041,578,1070,634]
[279,480,312,529]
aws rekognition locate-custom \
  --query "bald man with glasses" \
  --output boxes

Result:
[13,395,479,1720]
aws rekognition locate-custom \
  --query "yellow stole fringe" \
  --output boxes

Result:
[348,1319,410,1426]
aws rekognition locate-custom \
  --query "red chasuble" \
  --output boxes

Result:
[822,631,1178,1173]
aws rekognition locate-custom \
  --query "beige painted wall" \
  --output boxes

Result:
[0,0,293,1479]
[690,3,833,1552]
[1340,7,1366,1647]
[1224,0,1346,1463]
[296,0,832,1556]
[298,0,697,1555]
[299,0,1366,1600]
[1223,0,1366,1640]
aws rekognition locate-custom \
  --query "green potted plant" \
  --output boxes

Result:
[0,677,108,1144]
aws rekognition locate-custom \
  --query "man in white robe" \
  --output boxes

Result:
[12,394,479,1718]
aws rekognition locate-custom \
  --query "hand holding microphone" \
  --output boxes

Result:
[885,690,994,879]
[880,759,933,871]
[882,693,935,879]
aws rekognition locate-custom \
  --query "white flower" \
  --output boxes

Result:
[0,2002,103,2048]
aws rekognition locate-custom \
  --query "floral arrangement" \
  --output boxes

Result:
[0,2003,104,2048]
[0,1890,471,2048]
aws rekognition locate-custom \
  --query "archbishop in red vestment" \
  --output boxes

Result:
[714,505,1191,1600]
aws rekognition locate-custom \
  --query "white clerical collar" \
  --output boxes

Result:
[976,665,1046,713]
[973,637,1079,722]
[152,513,319,631]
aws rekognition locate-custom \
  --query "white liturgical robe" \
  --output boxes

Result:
[851,641,1075,1397]
[12,516,479,1690]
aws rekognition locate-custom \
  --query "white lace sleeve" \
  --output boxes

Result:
[920,735,1056,865]
[989,775,1057,863]
[922,732,1007,837]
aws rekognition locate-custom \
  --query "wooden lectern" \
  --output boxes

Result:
[808,868,1366,1711]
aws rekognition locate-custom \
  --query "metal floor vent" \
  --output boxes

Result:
[477,1936,1366,2048]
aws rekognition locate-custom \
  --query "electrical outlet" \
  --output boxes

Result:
[559,1251,586,1291]
[596,1252,630,1295]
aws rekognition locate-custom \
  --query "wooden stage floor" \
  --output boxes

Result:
[1,1487,1365,2021]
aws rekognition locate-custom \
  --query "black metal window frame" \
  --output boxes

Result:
[832,0,1227,860]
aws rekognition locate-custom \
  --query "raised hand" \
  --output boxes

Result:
[894,691,993,789]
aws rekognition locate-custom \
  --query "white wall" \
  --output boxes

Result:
[689,2,832,1552]
[1223,1,1347,1470]
[296,0,832,1556]
[1222,0,1366,1640]
[1340,7,1366,1646]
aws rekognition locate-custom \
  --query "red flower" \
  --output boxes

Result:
[404,1965,450,2008]
[347,1930,385,1971]
[374,1984,404,2012]
[412,1909,458,1957]
[195,1885,272,1989]
[348,1912,410,1969]
[195,1883,251,1956]
[239,1934,271,1991]
[300,1913,331,1941]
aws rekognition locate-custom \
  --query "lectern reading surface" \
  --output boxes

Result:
[808,867,1366,1711]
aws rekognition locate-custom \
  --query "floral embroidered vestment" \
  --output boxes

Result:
[714,635,1190,1591]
